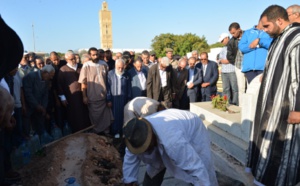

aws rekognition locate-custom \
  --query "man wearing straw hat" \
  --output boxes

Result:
[122,109,218,186]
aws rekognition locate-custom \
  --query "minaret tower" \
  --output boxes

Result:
[99,1,113,49]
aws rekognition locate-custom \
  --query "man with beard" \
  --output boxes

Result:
[78,47,113,135]
[107,59,131,138]
[57,51,90,133]
[246,5,300,186]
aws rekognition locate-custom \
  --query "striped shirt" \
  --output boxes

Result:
[219,46,235,73]
[235,49,243,69]
[246,23,300,186]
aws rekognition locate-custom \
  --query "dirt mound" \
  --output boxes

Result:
[18,133,123,186]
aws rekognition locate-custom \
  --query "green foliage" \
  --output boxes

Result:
[79,50,88,57]
[210,42,223,49]
[57,52,64,58]
[211,95,229,111]
[151,33,210,57]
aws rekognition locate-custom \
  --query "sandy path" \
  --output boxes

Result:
[56,135,86,185]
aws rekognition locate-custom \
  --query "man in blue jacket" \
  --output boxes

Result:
[238,21,272,83]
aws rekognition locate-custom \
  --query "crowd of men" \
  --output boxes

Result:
[1,3,300,186]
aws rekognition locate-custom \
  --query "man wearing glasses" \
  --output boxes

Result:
[287,4,300,23]
[57,51,90,133]
[197,52,219,101]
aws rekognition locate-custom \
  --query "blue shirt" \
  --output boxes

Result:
[238,26,272,72]
[188,68,195,82]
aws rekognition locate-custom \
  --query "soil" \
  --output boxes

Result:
[18,133,123,186]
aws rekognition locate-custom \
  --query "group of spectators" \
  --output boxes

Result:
[1,3,300,186]
[75,47,220,139]
[215,4,300,186]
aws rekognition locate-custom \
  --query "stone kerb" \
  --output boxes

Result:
[241,75,261,143]
[190,102,247,142]
[190,102,248,164]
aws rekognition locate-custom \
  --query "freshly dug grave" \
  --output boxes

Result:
[18,133,123,186]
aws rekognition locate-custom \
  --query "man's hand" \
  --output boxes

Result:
[287,111,300,124]
[249,38,260,49]
[61,100,68,107]
[188,82,194,89]
[220,59,229,64]
[36,105,46,115]
[259,74,263,83]
[83,96,88,105]
[172,93,176,100]
[201,82,210,88]
[4,116,16,131]
[107,102,112,108]
[55,98,61,107]
[0,87,15,129]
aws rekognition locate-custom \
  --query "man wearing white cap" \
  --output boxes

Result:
[218,33,238,105]
[122,109,218,186]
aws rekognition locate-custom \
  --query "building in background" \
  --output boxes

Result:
[99,1,113,49]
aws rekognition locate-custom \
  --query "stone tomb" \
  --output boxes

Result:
[190,75,262,185]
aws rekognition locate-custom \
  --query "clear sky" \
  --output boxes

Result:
[0,0,297,53]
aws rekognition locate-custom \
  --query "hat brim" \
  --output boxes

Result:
[124,118,153,155]
[218,38,224,42]
[0,16,24,79]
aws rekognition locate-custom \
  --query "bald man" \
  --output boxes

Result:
[287,4,300,23]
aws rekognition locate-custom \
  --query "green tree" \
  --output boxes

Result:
[151,33,209,57]
[57,52,64,58]
[210,42,223,49]
[151,33,176,57]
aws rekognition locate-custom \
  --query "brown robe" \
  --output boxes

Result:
[57,64,91,132]
[78,61,113,133]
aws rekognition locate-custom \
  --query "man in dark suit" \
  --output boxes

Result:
[187,57,202,104]
[199,52,219,101]
[23,65,55,135]
[172,58,188,109]
[128,58,148,98]
[147,57,174,107]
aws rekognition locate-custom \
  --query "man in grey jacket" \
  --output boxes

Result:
[23,65,54,135]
